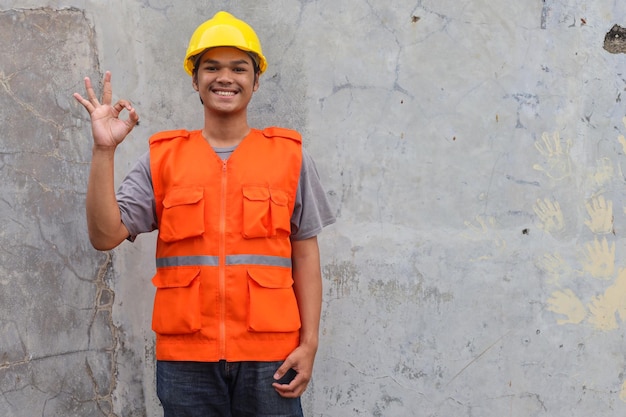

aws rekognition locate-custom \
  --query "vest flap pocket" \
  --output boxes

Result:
[163,187,203,208]
[152,267,200,288]
[270,189,289,206]
[151,267,202,335]
[242,186,271,238]
[247,267,293,289]
[242,186,291,238]
[247,267,301,333]
[160,187,205,242]
[243,186,270,202]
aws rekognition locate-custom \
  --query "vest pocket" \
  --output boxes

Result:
[242,186,291,238]
[160,187,205,242]
[247,267,301,332]
[151,267,202,335]
[270,189,292,236]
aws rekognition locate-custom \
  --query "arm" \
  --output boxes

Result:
[273,236,322,398]
[85,147,131,250]
[73,71,139,250]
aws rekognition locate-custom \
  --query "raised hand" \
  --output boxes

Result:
[73,71,139,149]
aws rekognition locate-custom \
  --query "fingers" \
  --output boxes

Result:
[73,72,137,112]
[272,362,309,398]
[101,71,113,105]
[73,71,110,110]
[128,106,140,127]
[272,373,308,398]
[72,92,94,113]
[84,76,100,106]
[73,76,99,113]
[112,99,140,128]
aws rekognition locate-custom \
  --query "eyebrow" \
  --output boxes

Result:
[201,58,251,66]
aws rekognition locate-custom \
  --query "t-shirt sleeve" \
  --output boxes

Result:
[116,151,157,241]
[290,147,336,241]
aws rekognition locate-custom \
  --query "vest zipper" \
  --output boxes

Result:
[219,159,228,358]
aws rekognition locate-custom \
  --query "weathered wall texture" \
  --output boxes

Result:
[2,0,626,416]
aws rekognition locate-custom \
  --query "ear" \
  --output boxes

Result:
[192,75,199,91]
[253,72,260,92]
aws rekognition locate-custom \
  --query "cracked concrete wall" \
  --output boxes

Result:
[2,1,626,416]
[0,7,132,416]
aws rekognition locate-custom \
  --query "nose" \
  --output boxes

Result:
[215,68,233,84]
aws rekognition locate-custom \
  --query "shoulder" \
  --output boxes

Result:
[149,129,191,145]
[261,127,302,144]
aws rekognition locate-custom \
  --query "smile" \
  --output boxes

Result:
[214,90,236,96]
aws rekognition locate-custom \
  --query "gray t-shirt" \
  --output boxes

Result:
[117,146,335,241]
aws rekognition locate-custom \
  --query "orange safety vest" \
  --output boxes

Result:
[149,128,303,362]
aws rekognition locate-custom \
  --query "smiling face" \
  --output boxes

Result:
[192,47,260,116]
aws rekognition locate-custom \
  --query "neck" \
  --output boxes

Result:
[202,110,251,148]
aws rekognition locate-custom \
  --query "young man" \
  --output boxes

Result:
[73,11,335,417]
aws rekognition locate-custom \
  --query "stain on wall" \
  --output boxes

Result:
[604,25,626,54]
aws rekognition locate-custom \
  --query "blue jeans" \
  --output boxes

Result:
[156,360,304,417]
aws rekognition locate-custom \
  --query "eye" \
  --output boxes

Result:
[233,67,247,73]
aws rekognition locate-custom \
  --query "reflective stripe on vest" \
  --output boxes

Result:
[156,254,292,268]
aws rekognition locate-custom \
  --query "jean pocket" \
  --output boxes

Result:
[152,267,202,335]
[160,187,205,242]
[247,267,301,332]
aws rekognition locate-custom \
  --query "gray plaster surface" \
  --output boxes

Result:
[2,1,626,416]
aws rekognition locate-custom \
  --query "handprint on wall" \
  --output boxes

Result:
[591,157,614,187]
[535,251,573,286]
[533,198,565,235]
[539,121,626,402]
[581,237,615,280]
[533,131,573,181]
[584,195,614,235]
[546,289,587,325]
[548,269,626,331]
[587,269,626,331]
[462,215,506,261]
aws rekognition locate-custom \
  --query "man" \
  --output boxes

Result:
[73,11,335,417]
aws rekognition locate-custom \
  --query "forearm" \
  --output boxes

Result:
[291,236,322,351]
[86,147,129,250]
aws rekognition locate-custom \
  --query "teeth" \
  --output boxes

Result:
[215,91,235,96]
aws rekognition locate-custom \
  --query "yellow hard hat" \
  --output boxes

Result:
[184,11,267,76]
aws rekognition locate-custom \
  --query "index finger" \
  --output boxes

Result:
[83,76,100,107]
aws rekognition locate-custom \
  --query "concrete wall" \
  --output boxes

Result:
[2,0,626,416]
